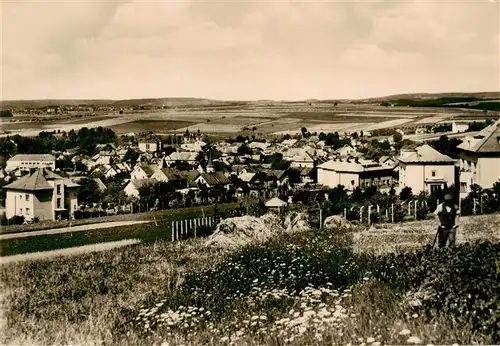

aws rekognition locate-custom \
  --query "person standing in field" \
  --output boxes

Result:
[434,192,460,248]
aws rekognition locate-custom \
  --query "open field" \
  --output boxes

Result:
[3,101,497,137]
[0,214,498,345]
[110,120,196,134]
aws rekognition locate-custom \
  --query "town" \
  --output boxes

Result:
[1,115,499,225]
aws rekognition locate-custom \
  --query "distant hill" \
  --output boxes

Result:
[362,92,500,102]
[2,92,500,109]
[0,97,216,109]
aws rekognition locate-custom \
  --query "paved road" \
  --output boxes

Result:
[0,221,151,240]
[0,239,142,265]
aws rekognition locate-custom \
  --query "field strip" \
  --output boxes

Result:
[0,239,142,265]
[0,221,151,240]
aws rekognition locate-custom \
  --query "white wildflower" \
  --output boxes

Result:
[407,336,422,344]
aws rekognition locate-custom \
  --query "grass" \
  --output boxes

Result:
[0,203,238,256]
[110,120,196,134]
[0,214,499,345]
[1,203,238,235]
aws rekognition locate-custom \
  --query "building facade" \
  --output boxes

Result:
[457,119,500,197]
[6,154,56,173]
[3,168,79,221]
[397,145,456,194]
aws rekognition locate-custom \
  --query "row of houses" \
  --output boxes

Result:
[2,119,499,222]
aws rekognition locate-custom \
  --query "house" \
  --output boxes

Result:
[317,159,396,191]
[397,144,456,194]
[195,172,231,189]
[180,140,206,153]
[5,154,56,173]
[265,197,287,212]
[379,156,396,167]
[457,119,500,197]
[284,149,314,168]
[130,164,160,181]
[138,140,162,153]
[238,172,258,184]
[123,178,157,198]
[151,168,189,189]
[92,151,115,165]
[163,152,198,166]
[452,122,469,134]
[2,168,79,221]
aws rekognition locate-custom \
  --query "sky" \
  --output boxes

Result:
[1,0,499,101]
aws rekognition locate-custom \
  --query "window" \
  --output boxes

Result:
[19,194,23,200]
[26,208,30,215]
[146,144,150,150]
[25,194,30,201]
[19,208,22,214]
[56,185,61,195]
[57,198,62,209]
[430,184,440,193]
[431,170,436,177]
[460,182,467,192]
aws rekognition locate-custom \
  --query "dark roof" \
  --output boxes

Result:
[199,172,230,186]
[3,168,77,191]
[183,170,200,182]
[139,164,157,177]
[158,168,186,181]
[265,169,287,179]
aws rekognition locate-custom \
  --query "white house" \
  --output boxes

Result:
[138,140,162,153]
[163,152,198,166]
[457,119,500,197]
[2,168,79,221]
[130,164,159,181]
[452,122,469,134]
[317,159,395,191]
[123,178,157,198]
[397,144,456,194]
[6,154,56,173]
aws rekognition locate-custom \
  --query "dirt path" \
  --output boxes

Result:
[0,239,142,265]
[0,221,150,240]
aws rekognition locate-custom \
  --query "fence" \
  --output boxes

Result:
[171,215,217,241]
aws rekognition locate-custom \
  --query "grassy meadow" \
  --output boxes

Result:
[1,214,499,346]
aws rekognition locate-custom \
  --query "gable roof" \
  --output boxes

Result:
[3,168,78,191]
[457,119,500,153]
[397,144,455,163]
[265,197,287,207]
[8,154,56,162]
[137,164,159,177]
[156,168,186,181]
[129,178,157,190]
[198,172,230,186]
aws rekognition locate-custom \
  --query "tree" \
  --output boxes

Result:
[123,149,140,164]
[0,110,13,117]
[393,132,403,143]
[77,178,102,205]
[400,186,413,201]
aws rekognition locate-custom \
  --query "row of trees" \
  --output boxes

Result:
[0,127,117,166]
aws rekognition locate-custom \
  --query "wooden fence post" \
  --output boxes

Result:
[414,200,418,220]
[359,206,364,223]
[368,205,372,225]
[171,221,175,241]
[473,198,477,214]
[391,203,394,223]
